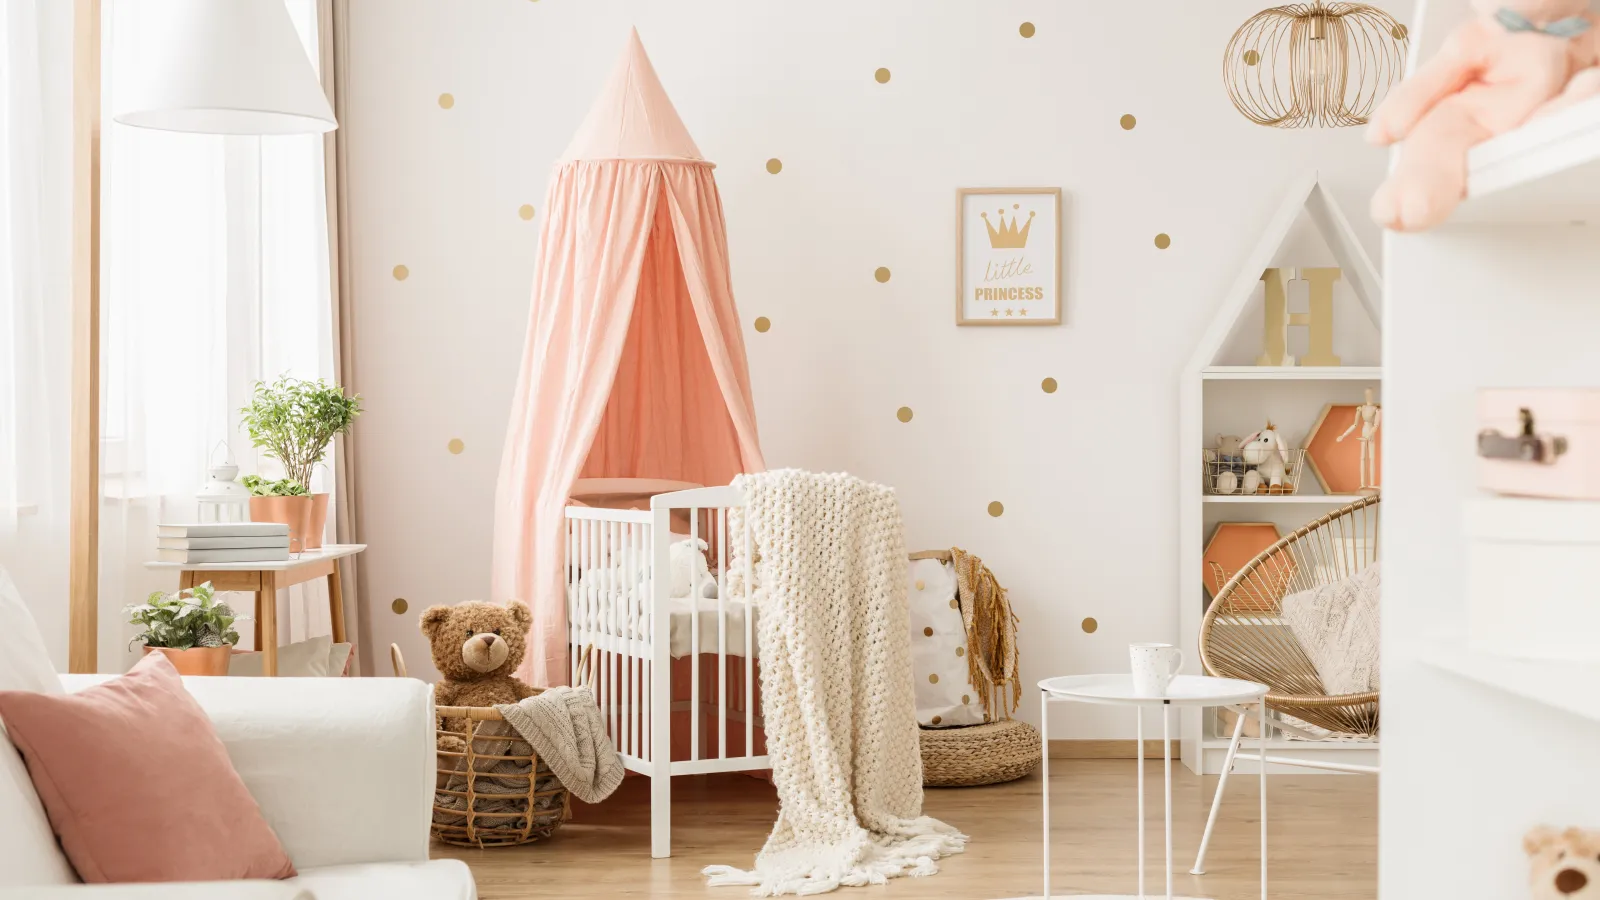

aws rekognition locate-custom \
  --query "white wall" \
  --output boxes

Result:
[341,0,1408,737]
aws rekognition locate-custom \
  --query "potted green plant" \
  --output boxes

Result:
[124,582,246,676]
[239,376,361,550]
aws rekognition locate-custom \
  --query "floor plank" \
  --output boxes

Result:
[435,761,1376,899]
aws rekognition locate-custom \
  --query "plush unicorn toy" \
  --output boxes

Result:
[1368,0,1600,232]
[1240,425,1291,495]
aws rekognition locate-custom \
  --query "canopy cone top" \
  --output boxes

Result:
[562,28,707,164]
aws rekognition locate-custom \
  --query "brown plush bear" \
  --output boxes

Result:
[419,600,538,753]
[1526,825,1600,898]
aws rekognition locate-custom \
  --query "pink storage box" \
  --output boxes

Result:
[1477,389,1600,499]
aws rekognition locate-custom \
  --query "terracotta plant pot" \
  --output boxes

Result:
[249,495,313,551]
[143,645,232,677]
[305,492,330,550]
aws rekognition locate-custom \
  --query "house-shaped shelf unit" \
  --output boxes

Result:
[1177,172,1382,775]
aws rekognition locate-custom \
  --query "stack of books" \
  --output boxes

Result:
[155,522,292,564]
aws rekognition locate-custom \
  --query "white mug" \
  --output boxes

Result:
[1130,643,1184,697]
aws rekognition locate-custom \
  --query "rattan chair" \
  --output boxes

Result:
[1191,494,1380,874]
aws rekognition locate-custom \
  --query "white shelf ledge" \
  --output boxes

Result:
[1202,366,1382,381]
[1201,737,1379,751]
[1456,96,1600,224]
[1415,638,1600,722]
[1203,494,1368,505]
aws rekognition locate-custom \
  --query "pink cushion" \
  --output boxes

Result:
[0,652,295,883]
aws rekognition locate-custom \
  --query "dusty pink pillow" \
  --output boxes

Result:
[0,651,295,883]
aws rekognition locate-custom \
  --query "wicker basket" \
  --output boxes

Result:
[919,719,1042,787]
[390,645,572,848]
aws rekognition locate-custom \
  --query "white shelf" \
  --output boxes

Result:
[1202,366,1382,381]
[1415,638,1600,723]
[1456,96,1600,224]
[1201,737,1379,751]
[1203,494,1367,505]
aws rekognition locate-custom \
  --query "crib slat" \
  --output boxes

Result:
[717,506,727,759]
[626,521,637,760]
[689,508,700,763]
[567,517,576,687]
[744,509,754,758]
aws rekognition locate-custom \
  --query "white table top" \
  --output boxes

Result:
[1038,674,1268,708]
[144,543,367,571]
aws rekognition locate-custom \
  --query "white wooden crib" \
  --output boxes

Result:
[564,484,766,858]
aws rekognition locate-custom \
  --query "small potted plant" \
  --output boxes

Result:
[239,376,362,550]
[124,582,246,676]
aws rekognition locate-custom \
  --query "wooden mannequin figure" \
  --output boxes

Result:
[1337,388,1382,495]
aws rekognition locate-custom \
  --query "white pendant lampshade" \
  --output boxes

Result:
[112,0,337,135]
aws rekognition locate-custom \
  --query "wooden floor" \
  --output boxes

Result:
[436,761,1376,899]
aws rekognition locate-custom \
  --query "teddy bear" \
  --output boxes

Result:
[419,600,537,754]
[1369,0,1600,232]
[1526,825,1600,897]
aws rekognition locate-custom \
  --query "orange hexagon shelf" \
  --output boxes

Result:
[1202,521,1285,611]
[1305,402,1383,494]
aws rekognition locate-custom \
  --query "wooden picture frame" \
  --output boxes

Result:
[956,187,1062,326]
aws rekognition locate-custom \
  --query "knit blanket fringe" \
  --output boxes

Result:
[704,470,967,895]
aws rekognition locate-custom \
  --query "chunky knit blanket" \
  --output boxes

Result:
[705,470,967,896]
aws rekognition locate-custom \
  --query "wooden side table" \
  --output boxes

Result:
[146,544,366,676]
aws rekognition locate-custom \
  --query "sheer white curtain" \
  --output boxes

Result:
[97,0,337,671]
[0,0,74,667]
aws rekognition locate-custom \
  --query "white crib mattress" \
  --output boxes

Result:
[569,589,758,659]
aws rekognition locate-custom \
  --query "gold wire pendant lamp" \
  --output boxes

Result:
[1225,2,1409,128]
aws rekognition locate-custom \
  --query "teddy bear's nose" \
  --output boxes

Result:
[1557,868,1589,895]
[480,633,498,647]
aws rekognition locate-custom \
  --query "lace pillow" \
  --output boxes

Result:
[1280,561,1380,696]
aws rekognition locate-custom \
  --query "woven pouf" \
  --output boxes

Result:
[919,719,1042,787]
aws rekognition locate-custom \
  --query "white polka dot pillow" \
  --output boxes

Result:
[907,557,984,727]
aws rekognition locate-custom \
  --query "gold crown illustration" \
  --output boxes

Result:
[982,204,1035,250]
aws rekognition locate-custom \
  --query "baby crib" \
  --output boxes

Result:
[564,484,766,858]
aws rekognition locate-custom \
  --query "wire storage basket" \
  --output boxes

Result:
[1202,448,1308,495]
[390,644,571,848]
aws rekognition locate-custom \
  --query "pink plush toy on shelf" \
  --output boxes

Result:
[1369,0,1600,232]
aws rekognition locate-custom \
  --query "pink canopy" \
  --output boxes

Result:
[493,30,766,687]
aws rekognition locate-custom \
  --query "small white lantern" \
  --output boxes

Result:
[197,444,251,524]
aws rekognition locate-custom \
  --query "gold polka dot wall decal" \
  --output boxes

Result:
[392,598,409,615]
[955,646,965,657]
[896,406,914,423]
[437,93,455,109]
[931,715,942,725]
[392,264,409,281]
[1155,233,1172,250]
[949,598,958,610]
[915,580,926,591]
[1392,23,1408,40]
[1244,49,1261,66]
[924,627,934,637]
[1082,617,1099,634]
[766,158,783,174]
[448,438,465,455]
[988,501,1004,517]
[1019,21,1036,38]
[518,204,535,220]
[874,266,891,283]
[754,316,771,333]
[962,694,971,705]
[1120,114,1137,130]
[1041,377,1058,394]
[929,674,939,684]
[875,67,891,84]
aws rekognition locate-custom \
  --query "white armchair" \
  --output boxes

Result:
[1,674,474,900]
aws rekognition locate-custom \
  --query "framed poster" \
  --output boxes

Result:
[956,187,1062,326]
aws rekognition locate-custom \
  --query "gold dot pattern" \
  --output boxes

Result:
[875,266,891,283]
[948,599,958,610]
[955,646,965,657]
[1019,22,1036,38]
[392,264,409,281]
[875,68,891,84]
[1155,233,1172,250]
[929,674,939,684]
[931,715,943,725]
[962,694,971,705]
[1041,377,1058,394]
[988,501,1004,517]
[448,438,465,455]
[766,158,783,174]
[1120,114,1137,130]
[754,316,771,333]
[1244,49,1261,66]
[897,407,914,423]
[438,93,455,109]
[923,626,934,637]
[1391,24,1408,40]
[519,204,535,220]
[392,598,409,615]
[915,580,925,591]
[1082,617,1099,634]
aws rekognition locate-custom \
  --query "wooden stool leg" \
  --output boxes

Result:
[327,564,347,644]
[259,572,279,676]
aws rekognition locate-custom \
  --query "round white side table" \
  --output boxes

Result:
[1038,674,1269,900]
